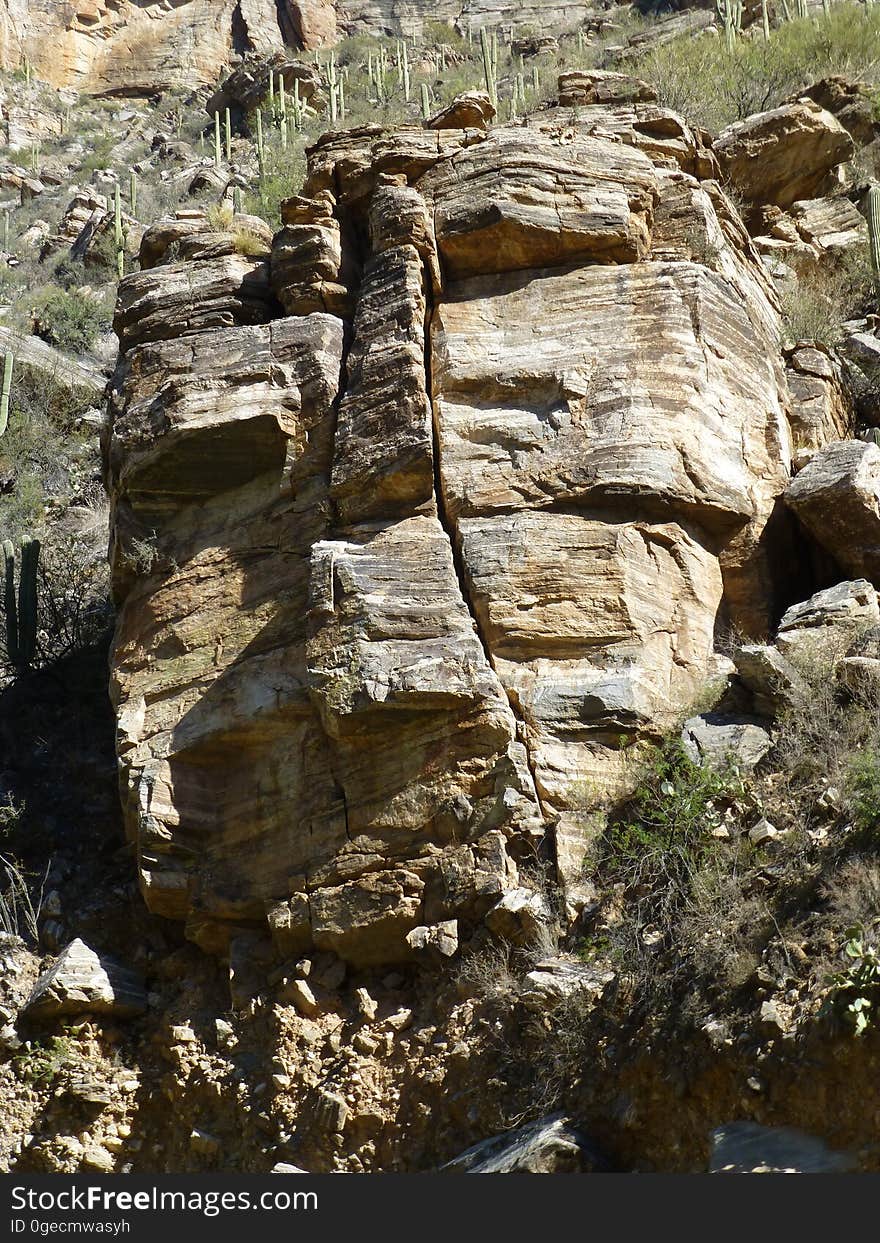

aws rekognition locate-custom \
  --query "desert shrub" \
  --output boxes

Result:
[205,201,234,231]
[637,5,880,135]
[0,850,47,942]
[30,287,109,354]
[0,532,112,673]
[822,855,880,931]
[844,747,880,839]
[455,937,520,1002]
[781,246,876,348]
[773,629,880,832]
[12,1035,76,1086]
[822,924,880,1034]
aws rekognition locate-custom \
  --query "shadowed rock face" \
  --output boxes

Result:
[105,82,798,964]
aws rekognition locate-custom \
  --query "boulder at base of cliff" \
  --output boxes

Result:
[441,1114,608,1173]
[23,939,147,1020]
[709,1122,854,1173]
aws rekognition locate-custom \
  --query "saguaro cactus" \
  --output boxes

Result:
[480,28,498,109]
[2,537,39,669]
[420,82,431,119]
[214,110,222,170]
[868,184,880,295]
[224,107,232,161]
[0,351,13,437]
[129,169,138,215]
[114,184,124,279]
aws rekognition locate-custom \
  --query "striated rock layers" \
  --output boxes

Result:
[105,81,798,966]
[0,0,598,94]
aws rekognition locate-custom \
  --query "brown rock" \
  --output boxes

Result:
[557,69,657,107]
[425,91,495,131]
[715,101,854,208]
[785,441,880,583]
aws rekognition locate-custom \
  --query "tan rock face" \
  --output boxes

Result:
[106,88,798,964]
[715,101,854,209]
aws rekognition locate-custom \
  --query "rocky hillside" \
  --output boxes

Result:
[2,0,880,1176]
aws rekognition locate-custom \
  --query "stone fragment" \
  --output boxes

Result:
[355,987,377,1021]
[749,818,779,846]
[681,714,772,772]
[776,580,880,657]
[733,644,806,716]
[405,921,459,959]
[485,888,551,946]
[113,255,275,349]
[441,1114,607,1173]
[282,977,320,1019]
[520,957,614,1012]
[709,1122,853,1173]
[24,940,147,1020]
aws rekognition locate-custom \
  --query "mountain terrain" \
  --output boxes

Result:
[1,0,880,1174]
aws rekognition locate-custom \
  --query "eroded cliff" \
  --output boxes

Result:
[102,73,801,971]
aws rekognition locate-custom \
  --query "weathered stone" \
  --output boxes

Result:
[266,895,312,959]
[793,77,880,147]
[785,441,880,582]
[733,644,806,716]
[441,1114,606,1173]
[709,1121,854,1173]
[775,580,880,657]
[557,69,657,107]
[0,326,105,395]
[484,888,551,945]
[282,977,321,1018]
[304,126,479,211]
[681,714,772,772]
[715,101,854,209]
[526,102,717,179]
[329,243,433,523]
[425,91,495,131]
[432,262,786,532]
[24,939,147,1020]
[0,0,284,95]
[113,254,276,349]
[270,192,354,317]
[405,921,459,959]
[785,344,853,454]
[421,126,657,278]
[520,956,614,1012]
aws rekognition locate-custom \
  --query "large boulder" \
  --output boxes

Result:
[23,940,147,1020]
[441,1114,607,1173]
[715,101,854,208]
[710,1122,853,1173]
[785,441,880,583]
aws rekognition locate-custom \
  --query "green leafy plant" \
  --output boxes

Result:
[824,927,880,1035]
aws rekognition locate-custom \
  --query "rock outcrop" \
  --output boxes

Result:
[104,73,802,964]
[0,0,600,94]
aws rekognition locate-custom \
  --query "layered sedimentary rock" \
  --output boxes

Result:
[0,0,598,93]
[106,73,802,962]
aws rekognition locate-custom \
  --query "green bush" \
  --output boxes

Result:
[637,5,880,135]
[31,288,109,354]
